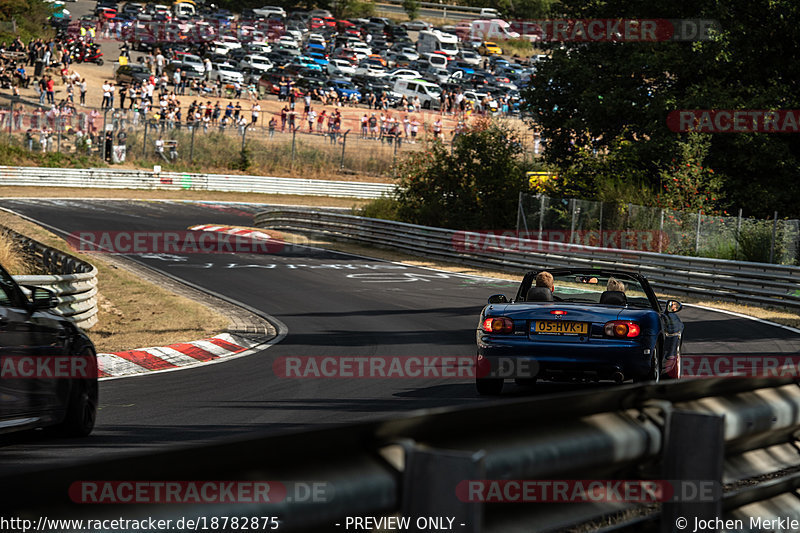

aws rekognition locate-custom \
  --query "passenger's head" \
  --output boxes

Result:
[607,277,626,292]
[535,271,554,292]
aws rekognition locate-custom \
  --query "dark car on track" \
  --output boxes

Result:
[476,269,684,394]
[0,263,98,436]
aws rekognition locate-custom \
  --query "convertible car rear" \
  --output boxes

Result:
[475,269,683,394]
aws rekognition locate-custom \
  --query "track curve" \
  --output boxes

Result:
[0,199,797,476]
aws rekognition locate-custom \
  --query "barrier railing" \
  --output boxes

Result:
[253,208,800,310]
[2,226,98,329]
[3,378,799,532]
[0,166,394,199]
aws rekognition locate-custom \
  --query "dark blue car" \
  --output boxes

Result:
[476,269,684,394]
[326,79,361,100]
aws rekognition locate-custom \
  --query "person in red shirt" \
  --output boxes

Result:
[46,76,55,105]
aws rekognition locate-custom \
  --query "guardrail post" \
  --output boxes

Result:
[538,195,545,240]
[660,411,724,533]
[402,444,484,533]
[142,120,148,158]
[658,209,664,253]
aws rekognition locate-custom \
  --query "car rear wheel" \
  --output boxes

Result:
[476,378,503,395]
[57,343,98,437]
[635,345,661,383]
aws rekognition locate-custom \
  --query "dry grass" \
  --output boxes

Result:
[0,232,34,275]
[0,211,229,353]
[273,230,800,329]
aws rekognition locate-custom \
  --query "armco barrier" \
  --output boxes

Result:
[0,166,395,199]
[2,226,98,329]
[254,208,800,310]
[3,378,800,532]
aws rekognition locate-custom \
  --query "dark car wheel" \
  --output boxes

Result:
[57,344,98,437]
[476,378,503,395]
[95,58,104,66]
[635,344,661,383]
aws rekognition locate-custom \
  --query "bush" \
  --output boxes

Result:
[394,118,528,230]
[357,196,399,221]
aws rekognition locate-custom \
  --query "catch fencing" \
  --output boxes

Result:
[517,193,800,266]
[2,226,98,329]
[254,207,800,310]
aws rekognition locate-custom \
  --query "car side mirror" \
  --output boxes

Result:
[665,300,682,313]
[25,286,58,310]
[488,294,508,304]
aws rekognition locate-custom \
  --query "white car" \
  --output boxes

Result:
[458,49,482,66]
[350,42,372,60]
[180,54,206,75]
[209,63,244,84]
[307,33,326,46]
[386,68,421,82]
[276,35,298,48]
[253,5,286,18]
[327,58,356,76]
[239,55,273,72]
[355,63,387,77]
[247,42,272,55]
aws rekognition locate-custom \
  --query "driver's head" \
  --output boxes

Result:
[535,271,554,292]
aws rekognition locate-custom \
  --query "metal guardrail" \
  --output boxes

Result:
[4,378,800,532]
[1,227,98,329]
[379,0,482,13]
[0,166,395,199]
[254,208,800,310]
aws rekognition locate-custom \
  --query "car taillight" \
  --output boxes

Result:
[604,321,641,338]
[550,310,567,315]
[482,317,514,334]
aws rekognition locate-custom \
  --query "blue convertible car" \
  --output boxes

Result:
[476,269,684,394]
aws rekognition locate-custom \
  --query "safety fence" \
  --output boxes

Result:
[4,377,800,532]
[0,166,395,198]
[518,193,800,265]
[254,208,800,310]
[2,226,98,329]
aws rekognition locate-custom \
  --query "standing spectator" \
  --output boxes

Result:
[403,115,411,139]
[37,77,47,105]
[410,117,419,143]
[101,81,111,109]
[204,57,212,81]
[307,108,316,132]
[360,113,368,139]
[368,113,378,139]
[173,68,182,95]
[46,76,55,105]
[268,116,276,137]
[79,78,87,106]
[251,101,261,125]
[280,106,287,132]
[317,110,326,133]
[303,93,311,118]
[433,118,442,139]
[155,50,165,75]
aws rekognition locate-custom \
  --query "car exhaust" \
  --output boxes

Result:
[613,371,625,384]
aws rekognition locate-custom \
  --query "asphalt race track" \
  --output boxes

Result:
[1,199,799,477]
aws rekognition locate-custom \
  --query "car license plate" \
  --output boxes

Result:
[532,320,588,335]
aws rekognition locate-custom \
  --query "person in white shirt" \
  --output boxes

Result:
[155,52,165,75]
[251,102,261,125]
[101,82,111,109]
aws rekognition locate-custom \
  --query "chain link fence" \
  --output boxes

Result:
[517,193,800,265]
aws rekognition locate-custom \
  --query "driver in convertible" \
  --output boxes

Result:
[535,271,555,293]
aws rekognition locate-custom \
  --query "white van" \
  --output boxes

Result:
[392,78,441,109]
[416,29,459,57]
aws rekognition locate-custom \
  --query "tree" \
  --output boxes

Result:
[523,0,800,218]
[394,119,528,230]
[402,0,419,21]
